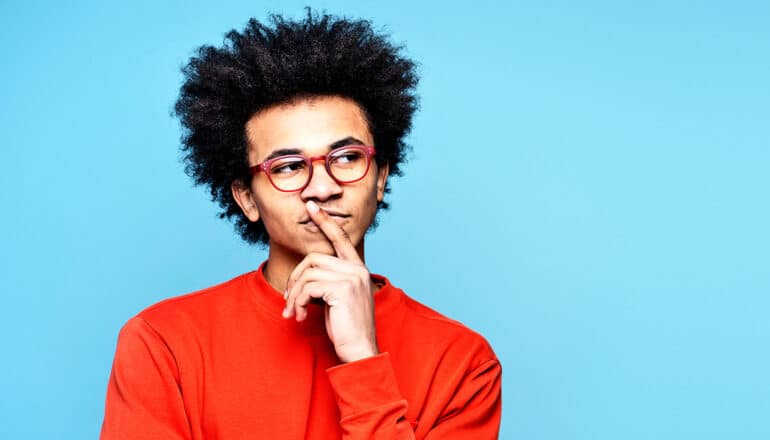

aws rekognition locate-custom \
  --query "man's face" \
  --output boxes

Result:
[235,96,388,258]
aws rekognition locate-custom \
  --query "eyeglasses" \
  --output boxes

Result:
[250,145,376,192]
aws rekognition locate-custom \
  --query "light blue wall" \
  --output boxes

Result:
[2,1,768,438]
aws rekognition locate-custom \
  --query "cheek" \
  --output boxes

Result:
[253,193,295,233]
[358,183,381,219]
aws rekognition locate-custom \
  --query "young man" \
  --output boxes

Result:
[100,11,501,439]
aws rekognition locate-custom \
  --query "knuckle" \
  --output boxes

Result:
[302,282,320,299]
[295,292,310,306]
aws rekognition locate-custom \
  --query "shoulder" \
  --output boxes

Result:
[383,285,498,369]
[379,285,501,412]
[132,271,256,336]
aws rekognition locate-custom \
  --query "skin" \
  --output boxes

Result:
[231,95,389,363]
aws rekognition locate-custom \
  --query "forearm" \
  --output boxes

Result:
[327,352,502,439]
[327,353,415,439]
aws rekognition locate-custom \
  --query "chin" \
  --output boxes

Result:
[301,241,337,257]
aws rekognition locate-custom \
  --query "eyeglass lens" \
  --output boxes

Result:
[267,146,370,191]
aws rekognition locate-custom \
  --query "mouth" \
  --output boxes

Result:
[299,209,351,225]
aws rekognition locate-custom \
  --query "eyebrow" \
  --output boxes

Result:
[261,136,366,162]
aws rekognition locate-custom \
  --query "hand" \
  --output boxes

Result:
[283,200,379,363]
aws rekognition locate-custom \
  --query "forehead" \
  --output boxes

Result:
[245,96,373,161]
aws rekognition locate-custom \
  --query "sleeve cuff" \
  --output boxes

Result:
[326,352,404,418]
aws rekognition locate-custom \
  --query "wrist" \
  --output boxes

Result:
[338,341,379,363]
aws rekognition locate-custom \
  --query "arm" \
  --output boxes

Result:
[99,317,192,440]
[421,357,502,439]
[327,352,502,439]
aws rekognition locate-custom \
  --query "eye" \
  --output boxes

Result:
[270,158,306,175]
[330,149,365,166]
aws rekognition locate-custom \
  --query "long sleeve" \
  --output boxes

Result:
[327,352,502,439]
[100,317,192,440]
[421,358,502,439]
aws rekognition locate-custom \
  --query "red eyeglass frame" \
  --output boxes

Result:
[249,145,376,192]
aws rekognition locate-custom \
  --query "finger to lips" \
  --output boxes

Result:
[306,201,361,262]
[282,202,368,321]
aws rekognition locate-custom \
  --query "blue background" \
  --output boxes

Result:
[2,1,768,438]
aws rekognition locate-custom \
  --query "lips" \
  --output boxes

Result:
[298,209,350,224]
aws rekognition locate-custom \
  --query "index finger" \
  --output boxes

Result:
[306,200,362,262]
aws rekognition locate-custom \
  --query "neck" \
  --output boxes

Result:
[263,240,366,293]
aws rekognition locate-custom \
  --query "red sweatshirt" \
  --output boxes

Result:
[100,263,501,439]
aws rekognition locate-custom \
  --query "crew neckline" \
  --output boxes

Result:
[245,260,403,333]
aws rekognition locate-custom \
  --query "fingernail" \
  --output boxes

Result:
[282,307,290,319]
[306,200,319,213]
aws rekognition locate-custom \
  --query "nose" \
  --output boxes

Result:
[300,160,343,202]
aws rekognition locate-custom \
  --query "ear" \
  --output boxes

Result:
[375,162,389,203]
[231,179,261,222]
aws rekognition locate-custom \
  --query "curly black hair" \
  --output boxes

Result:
[173,9,419,245]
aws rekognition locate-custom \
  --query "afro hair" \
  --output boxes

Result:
[173,9,419,245]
